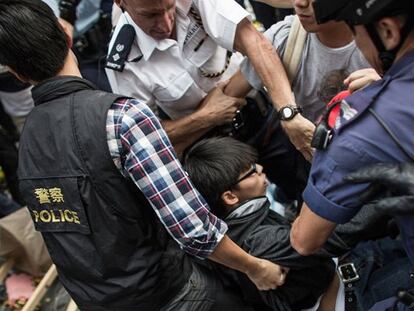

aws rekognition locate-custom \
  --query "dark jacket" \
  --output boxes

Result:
[217,197,336,311]
[18,77,190,310]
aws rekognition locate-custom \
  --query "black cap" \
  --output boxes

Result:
[313,0,414,25]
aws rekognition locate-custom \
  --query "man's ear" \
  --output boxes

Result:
[221,190,239,207]
[58,18,74,49]
[376,17,403,51]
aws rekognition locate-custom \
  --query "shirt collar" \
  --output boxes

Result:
[125,8,184,61]
[32,76,96,106]
[176,0,192,16]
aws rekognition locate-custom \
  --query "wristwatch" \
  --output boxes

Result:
[277,105,303,121]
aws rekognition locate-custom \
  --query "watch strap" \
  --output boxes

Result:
[277,105,303,121]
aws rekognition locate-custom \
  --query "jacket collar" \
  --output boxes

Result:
[32,76,96,106]
[226,197,268,220]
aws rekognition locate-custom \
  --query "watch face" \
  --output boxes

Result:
[282,107,294,119]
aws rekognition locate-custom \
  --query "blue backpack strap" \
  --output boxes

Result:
[105,24,141,72]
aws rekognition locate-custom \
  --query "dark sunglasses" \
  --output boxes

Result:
[230,163,257,188]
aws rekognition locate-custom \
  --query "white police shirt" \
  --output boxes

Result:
[106,0,249,119]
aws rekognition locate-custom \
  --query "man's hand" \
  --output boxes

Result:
[344,68,381,93]
[208,235,287,291]
[281,114,315,162]
[198,82,246,127]
[246,258,289,290]
[346,163,414,215]
[160,82,245,156]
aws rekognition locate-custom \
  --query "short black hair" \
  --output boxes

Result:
[184,137,258,217]
[0,0,69,82]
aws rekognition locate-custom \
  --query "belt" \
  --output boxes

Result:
[338,262,360,311]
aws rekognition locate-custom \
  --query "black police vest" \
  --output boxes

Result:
[18,77,190,310]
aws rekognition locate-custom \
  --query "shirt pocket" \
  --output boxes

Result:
[153,71,205,118]
[185,35,229,76]
[19,175,91,235]
[184,27,216,67]
[154,70,194,101]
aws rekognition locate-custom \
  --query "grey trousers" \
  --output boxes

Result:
[162,262,253,311]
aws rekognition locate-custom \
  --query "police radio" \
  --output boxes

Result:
[311,100,342,150]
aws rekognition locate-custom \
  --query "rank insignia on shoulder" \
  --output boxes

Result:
[106,24,137,72]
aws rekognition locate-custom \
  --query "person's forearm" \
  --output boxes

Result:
[161,83,245,156]
[290,203,337,255]
[160,112,213,156]
[234,19,295,110]
[225,70,253,98]
[208,235,257,273]
[233,19,316,162]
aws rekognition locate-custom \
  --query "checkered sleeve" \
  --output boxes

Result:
[107,98,227,258]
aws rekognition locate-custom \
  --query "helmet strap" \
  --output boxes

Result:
[365,17,414,73]
[365,23,395,72]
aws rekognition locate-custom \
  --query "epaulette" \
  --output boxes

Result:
[105,24,142,72]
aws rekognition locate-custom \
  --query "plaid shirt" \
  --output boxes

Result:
[106,98,227,258]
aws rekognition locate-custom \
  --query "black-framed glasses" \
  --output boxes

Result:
[230,163,257,188]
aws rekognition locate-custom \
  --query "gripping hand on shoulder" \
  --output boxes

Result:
[346,163,414,215]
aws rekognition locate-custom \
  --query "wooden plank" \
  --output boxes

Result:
[22,264,57,311]
[0,258,14,284]
[66,299,78,311]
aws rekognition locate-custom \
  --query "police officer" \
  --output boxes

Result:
[289,0,414,309]
[105,0,311,158]
[0,1,286,310]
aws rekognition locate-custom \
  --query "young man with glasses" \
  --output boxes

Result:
[184,136,341,310]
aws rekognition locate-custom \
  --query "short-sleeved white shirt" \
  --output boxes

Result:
[106,0,249,119]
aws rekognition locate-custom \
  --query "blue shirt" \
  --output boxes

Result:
[303,49,414,264]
